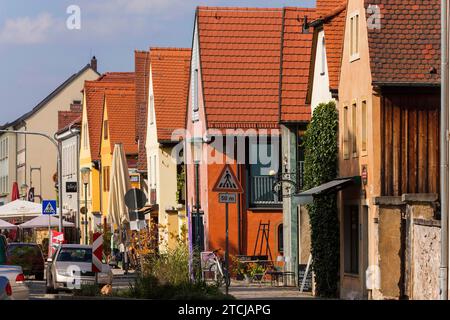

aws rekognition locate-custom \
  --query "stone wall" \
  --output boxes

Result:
[374,194,439,300]
[377,204,403,299]
[411,219,441,300]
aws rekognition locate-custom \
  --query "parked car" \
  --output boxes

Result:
[0,276,12,300]
[0,265,30,300]
[46,244,113,293]
[0,235,7,264]
[6,243,45,280]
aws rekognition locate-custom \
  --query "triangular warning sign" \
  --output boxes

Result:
[213,164,243,193]
[44,202,55,214]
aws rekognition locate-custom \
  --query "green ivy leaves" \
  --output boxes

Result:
[303,101,340,298]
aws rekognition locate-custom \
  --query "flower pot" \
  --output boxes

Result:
[236,274,244,281]
[244,275,252,284]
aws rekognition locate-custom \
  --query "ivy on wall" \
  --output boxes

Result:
[303,101,340,298]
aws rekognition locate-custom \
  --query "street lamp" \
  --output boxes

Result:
[80,167,91,245]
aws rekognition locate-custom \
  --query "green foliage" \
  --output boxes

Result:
[303,101,340,298]
[142,243,190,286]
[176,166,185,204]
[119,275,233,300]
[117,243,233,300]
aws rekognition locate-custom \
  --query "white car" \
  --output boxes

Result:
[46,244,112,293]
[0,276,12,300]
[0,265,30,300]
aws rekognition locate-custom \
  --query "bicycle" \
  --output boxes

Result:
[202,249,230,287]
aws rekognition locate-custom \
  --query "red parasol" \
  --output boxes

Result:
[11,182,20,201]
[9,182,20,241]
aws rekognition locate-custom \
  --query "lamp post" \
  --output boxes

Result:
[80,167,91,245]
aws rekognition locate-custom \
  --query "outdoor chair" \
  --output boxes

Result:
[266,256,296,286]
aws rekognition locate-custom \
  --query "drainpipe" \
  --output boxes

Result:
[440,0,449,301]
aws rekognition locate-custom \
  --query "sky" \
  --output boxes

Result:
[0,0,315,125]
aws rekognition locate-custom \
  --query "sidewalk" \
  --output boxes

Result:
[226,281,315,300]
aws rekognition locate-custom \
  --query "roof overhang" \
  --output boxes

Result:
[295,176,361,204]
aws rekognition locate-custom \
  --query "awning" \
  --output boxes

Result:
[296,177,360,204]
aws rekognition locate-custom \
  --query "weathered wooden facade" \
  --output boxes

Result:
[380,87,440,196]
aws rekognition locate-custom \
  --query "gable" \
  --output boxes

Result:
[197,7,283,129]
[150,48,191,142]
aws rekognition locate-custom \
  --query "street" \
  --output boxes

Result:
[26,269,137,300]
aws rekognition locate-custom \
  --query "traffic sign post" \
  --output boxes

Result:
[42,200,57,258]
[213,165,243,296]
[92,232,103,274]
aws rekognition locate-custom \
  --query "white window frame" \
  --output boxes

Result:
[349,11,360,62]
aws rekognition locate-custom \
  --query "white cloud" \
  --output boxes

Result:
[0,13,55,45]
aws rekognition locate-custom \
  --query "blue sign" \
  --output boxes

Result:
[42,200,57,215]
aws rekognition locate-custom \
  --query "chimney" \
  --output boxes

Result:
[90,56,97,72]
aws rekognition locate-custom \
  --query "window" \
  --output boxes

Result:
[153,155,157,188]
[278,224,283,253]
[361,101,367,153]
[321,35,326,76]
[350,13,360,61]
[297,128,306,191]
[343,106,350,159]
[103,120,108,140]
[344,206,359,274]
[83,123,89,149]
[192,68,199,121]
[103,166,110,191]
[352,102,358,157]
[149,97,154,125]
[0,136,8,195]
[248,137,282,208]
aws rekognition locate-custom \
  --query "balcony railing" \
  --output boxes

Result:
[250,175,282,206]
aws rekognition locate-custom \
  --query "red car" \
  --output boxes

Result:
[6,243,45,280]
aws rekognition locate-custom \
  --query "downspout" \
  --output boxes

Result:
[441,0,449,301]
[236,138,242,255]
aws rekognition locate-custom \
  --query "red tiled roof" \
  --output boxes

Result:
[58,111,81,131]
[97,72,135,83]
[84,78,135,160]
[150,47,191,142]
[104,89,138,155]
[364,0,440,85]
[197,7,283,129]
[280,7,317,122]
[197,6,318,128]
[135,50,150,171]
[316,1,347,91]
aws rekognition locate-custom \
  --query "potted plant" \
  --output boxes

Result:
[231,256,247,281]
[245,262,266,283]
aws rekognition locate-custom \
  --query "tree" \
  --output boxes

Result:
[303,101,340,297]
